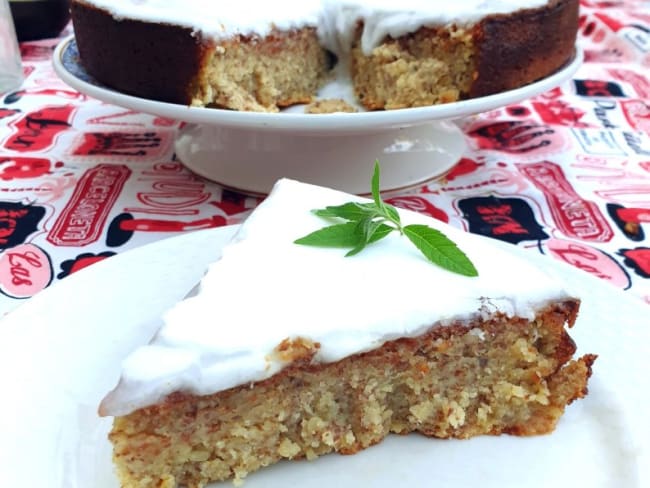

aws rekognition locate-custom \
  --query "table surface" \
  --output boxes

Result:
[1,1,649,316]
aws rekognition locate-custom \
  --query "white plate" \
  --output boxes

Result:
[0,225,647,487]
[52,37,582,194]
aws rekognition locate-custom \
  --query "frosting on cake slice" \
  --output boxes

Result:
[101,178,577,417]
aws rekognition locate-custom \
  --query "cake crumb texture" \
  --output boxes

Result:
[305,98,358,114]
[352,25,476,110]
[192,28,329,112]
[109,301,595,487]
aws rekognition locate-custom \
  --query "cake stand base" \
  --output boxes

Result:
[174,121,467,195]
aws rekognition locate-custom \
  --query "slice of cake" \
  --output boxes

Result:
[323,0,579,109]
[69,0,579,112]
[69,0,330,112]
[101,176,595,487]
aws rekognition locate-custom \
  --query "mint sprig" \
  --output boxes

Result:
[294,162,478,277]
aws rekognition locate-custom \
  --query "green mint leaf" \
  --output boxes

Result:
[346,219,391,256]
[295,221,393,249]
[371,161,384,210]
[370,161,401,227]
[367,222,393,244]
[313,202,379,221]
[383,202,401,226]
[295,162,478,277]
[345,224,373,256]
[403,224,478,277]
[294,222,363,248]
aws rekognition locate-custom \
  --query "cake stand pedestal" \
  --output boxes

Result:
[174,121,466,195]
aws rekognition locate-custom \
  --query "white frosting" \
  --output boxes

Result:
[83,0,322,40]
[82,0,549,53]
[101,178,576,416]
[317,0,549,54]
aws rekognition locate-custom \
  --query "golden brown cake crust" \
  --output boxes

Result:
[470,0,579,98]
[107,299,596,487]
[70,0,213,105]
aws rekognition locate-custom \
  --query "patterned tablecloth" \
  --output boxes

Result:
[1,0,649,316]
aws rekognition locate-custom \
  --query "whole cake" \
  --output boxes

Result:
[70,0,579,112]
[101,176,596,487]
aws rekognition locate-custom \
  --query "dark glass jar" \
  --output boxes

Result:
[9,0,70,42]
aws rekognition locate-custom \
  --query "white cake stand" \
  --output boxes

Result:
[53,36,582,195]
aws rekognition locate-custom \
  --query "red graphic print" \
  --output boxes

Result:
[119,215,226,232]
[5,105,76,152]
[594,12,625,32]
[210,200,248,216]
[458,196,549,244]
[0,203,46,249]
[4,88,86,104]
[19,44,54,61]
[0,157,63,181]
[0,244,53,299]
[47,165,131,246]
[106,213,227,247]
[546,238,630,288]
[386,196,449,223]
[607,68,650,98]
[531,100,591,127]
[57,252,116,279]
[73,131,163,157]
[444,158,485,181]
[518,161,613,242]
[0,209,27,246]
[584,37,635,64]
[209,188,251,216]
[620,100,650,132]
[476,205,529,236]
[615,207,650,223]
[0,108,20,120]
[619,247,650,278]
[468,121,566,154]
[607,203,648,241]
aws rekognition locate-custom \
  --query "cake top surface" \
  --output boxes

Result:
[79,0,551,51]
[101,178,576,417]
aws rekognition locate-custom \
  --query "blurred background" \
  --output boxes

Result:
[9,0,70,41]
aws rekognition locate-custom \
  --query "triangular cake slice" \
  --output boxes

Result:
[102,178,596,487]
